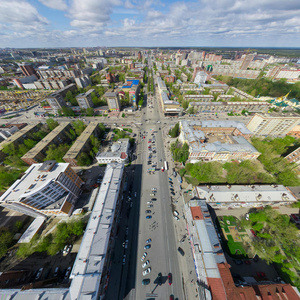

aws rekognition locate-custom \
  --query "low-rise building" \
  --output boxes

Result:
[0,160,83,217]
[21,122,72,165]
[193,185,297,209]
[63,122,100,166]
[188,101,270,113]
[96,138,129,164]
[185,199,300,299]
[179,120,257,162]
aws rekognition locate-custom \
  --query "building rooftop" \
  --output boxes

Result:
[0,123,40,151]
[63,122,99,161]
[96,139,129,160]
[194,185,297,204]
[70,163,124,300]
[0,162,69,204]
[21,122,70,160]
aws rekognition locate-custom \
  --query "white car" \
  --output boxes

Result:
[174,216,180,221]
[143,267,151,276]
[147,201,153,204]
[142,260,150,268]
[173,210,179,217]
[141,252,147,261]
[147,204,153,208]
[152,187,157,191]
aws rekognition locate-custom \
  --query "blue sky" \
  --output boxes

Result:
[0,0,300,48]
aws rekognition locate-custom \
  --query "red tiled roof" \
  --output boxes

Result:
[217,263,300,300]
[190,206,204,220]
[207,277,227,300]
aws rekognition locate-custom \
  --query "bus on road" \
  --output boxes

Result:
[164,161,168,171]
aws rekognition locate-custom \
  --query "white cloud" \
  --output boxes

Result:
[0,0,49,25]
[38,0,68,10]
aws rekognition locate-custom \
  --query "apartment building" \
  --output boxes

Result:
[104,90,121,111]
[74,75,91,88]
[21,122,72,165]
[0,160,83,217]
[189,101,270,113]
[193,185,297,209]
[286,146,300,174]
[63,122,100,166]
[247,113,300,136]
[76,89,94,110]
[47,93,67,111]
[0,123,41,160]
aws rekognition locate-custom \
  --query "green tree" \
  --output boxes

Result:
[44,144,70,162]
[77,152,92,166]
[86,107,94,116]
[46,118,59,131]
[72,120,86,136]
[58,106,75,117]
[169,123,180,138]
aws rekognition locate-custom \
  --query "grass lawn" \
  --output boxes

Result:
[226,235,248,258]
[219,216,245,233]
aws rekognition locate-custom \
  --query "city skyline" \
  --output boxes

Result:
[1,0,300,48]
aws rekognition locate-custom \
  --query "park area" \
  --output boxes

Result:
[217,216,248,258]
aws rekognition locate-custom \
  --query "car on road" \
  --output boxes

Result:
[150,193,155,196]
[173,210,179,216]
[145,238,152,243]
[144,244,151,249]
[145,210,152,214]
[168,273,172,285]
[178,247,185,256]
[146,215,152,219]
[143,267,151,276]
[151,198,157,201]
[142,278,150,285]
[152,187,157,191]
[174,216,179,221]
[142,260,150,268]
[141,252,147,261]
[63,244,72,255]
[122,255,126,265]
[35,268,43,281]
[147,201,153,204]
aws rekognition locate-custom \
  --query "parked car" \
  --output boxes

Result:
[146,215,152,219]
[142,278,150,285]
[142,260,150,268]
[64,267,71,280]
[145,238,152,244]
[173,210,179,216]
[35,268,43,281]
[141,252,147,261]
[178,247,185,256]
[143,267,151,276]
[144,244,151,249]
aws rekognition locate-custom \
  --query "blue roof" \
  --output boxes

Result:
[122,79,139,88]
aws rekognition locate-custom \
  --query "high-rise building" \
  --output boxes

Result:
[138,51,142,60]
[19,63,38,77]
[192,67,201,81]
[76,89,94,109]
[247,113,300,136]
[0,160,83,217]
[104,90,121,111]
[75,75,91,88]
[47,93,67,111]
[240,54,255,70]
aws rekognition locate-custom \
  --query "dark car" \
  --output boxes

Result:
[178,247,185,256]
[168,273,172,285]
[170,295,175,300]
[142,278,150,285]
